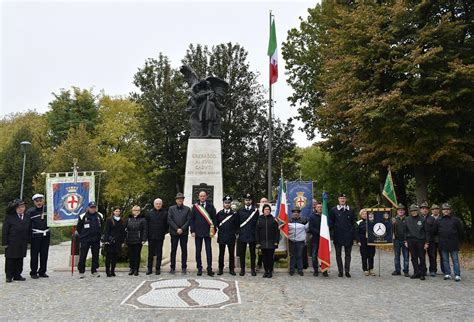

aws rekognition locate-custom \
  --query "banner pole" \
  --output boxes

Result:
[378,248,381,277]
[71,226,76,276]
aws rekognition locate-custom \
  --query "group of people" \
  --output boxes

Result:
[2,191,465,283]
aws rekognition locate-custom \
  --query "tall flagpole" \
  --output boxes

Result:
[268,10,273,201]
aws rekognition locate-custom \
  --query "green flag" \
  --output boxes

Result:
[382,169,398,207]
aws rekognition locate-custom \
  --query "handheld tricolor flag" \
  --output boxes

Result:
[318,192,331,272]
[275,176,288,237]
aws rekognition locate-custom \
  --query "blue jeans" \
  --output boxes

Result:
[289,240,305,272]
[393,239,409,273]
[441,250,461,276]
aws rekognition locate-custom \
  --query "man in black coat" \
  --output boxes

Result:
[2,199,30,283]
[237,193,259,276]
[216,196,239,275]
[425,204,444,276]
[404,204,429,280]
[146,198,168,275]
[432,203,464,282]
[190,191,217,276]
[329,193,356,278]
[76,201,104,278]
[309,200,324,277]
[26,193,50,279]
[168,193,191,274]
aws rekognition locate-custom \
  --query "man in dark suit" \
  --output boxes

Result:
[329,193,356,278]
[2,199,31,283]
[145,198,168,275]
[167,193,191,274]
[190,191,217,276]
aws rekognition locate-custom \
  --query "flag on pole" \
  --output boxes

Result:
[382,168,398,207]
[318,192,331,272]
[275,176,288,237]
[268,16,278,85]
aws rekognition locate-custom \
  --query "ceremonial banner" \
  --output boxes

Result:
[287,181,313,219]
[365,208,393,246]
[46,175,95,227]
[275,176,288,237]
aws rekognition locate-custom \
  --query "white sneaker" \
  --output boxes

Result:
[92,272,100,278]
[79,273,85,279]
[455,275,461,282]
[443,274,451,280]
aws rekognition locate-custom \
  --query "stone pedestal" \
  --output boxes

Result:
[184,138,223,207]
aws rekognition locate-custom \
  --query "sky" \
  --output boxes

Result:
[1,0,321,146]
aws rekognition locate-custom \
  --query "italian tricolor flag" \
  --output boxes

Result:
[275,176,288,237]
[268,17,278,85]
[318,192,331,272]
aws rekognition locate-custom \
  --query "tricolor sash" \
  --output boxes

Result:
[219,213,234,227]
[240,209,258,228]
[194,203,215,237]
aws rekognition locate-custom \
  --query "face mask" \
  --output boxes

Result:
[113,216,121,221]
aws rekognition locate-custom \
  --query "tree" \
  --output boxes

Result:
[0,127,43,219]
[94,96,148,211]
[46,87,99,146]
[131,53,189,207]
[283,1,474,207]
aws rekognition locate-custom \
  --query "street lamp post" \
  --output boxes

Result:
[19,141,31,200]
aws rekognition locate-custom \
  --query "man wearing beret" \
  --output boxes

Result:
[216,196,239,275]
[329,193,356,278]
[392,203,410,277]
[26,193,50,279]
[404,204,428,280]
[425,204,444,276]
[432,203,464,282]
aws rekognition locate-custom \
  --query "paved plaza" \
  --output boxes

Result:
[1,238,473,320]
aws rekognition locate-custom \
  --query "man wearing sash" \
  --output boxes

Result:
[237,193,259,276]
[216,196,239,275]
[190,191,217,276]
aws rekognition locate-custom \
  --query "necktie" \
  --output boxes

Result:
[19,214,23,220]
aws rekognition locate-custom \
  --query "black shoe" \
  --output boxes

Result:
[298,271,304,276]
[251,270,257,276]
[134,270,139,276]
[155,270,161,275]
[410,274,420,279]
[268,272,273,278]
[106,273,112,277]
[207,270,215,277]
[313,271,319,277]
[338,272,343,277]
[31,274,39,279]
[239,270,245,276]
[169,268,176,275]
[263,272,269,278]
[146,270,153,275]
[229,270,236,276]
[128,269,134,276]
[111,272,116,277]
[39,273,49,278]
[345,272,351,278]
[181,268,187,275]
[323,271,329,277]
[420,275,425,280]
[392,271,401,276]
[197,269,203,276]
[289,271,295,276]
[404,272,409,277]
[217,270,223,276]
[13,276,26,281]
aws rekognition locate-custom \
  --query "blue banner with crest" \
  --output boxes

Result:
[287,181,313,219]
